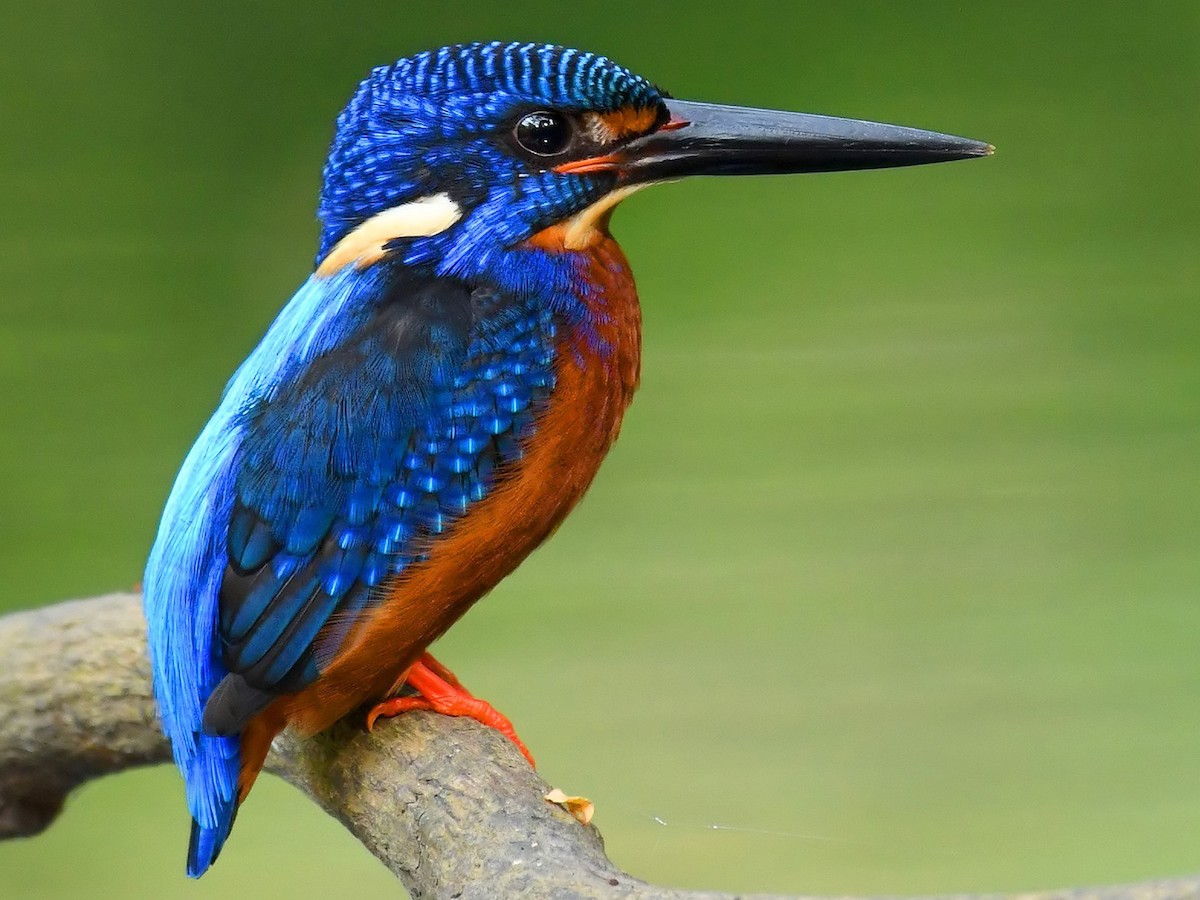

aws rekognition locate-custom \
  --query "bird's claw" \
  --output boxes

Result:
[366,653,536,768]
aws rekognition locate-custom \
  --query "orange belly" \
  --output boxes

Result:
[236,230,642,781]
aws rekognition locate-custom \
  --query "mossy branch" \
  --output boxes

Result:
[1,593,1197,900]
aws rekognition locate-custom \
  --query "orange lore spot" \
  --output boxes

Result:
[556,108,688,178]
[589,104,662,142]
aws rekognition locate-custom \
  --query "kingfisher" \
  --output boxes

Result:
[142,40,990,877]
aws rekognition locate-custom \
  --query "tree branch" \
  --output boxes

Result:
[1,594,1197,900]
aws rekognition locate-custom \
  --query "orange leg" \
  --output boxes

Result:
[367,652,535,768]
[414,651,465,690]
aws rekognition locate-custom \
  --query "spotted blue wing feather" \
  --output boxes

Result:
[142,264,457,876]
[209,272,556,715]
[214,276,471,692]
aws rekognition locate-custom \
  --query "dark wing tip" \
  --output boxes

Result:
[201,674,277,737]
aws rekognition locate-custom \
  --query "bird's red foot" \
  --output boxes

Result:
[366,652,535,768]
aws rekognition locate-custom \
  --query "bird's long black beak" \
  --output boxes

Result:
[561,98,992,182]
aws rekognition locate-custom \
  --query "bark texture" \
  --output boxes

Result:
[1,593,1197,900]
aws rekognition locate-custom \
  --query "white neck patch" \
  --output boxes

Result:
[561,184,649,250]
[316,193,462,277]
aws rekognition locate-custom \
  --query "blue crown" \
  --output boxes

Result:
[316,42,662,261]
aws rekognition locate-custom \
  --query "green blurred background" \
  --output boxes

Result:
[2,1,1198,897]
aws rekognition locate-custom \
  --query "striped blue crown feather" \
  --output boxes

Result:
[318,41,662,262]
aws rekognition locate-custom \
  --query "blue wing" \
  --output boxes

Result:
[144,264,555,876]
[205,270,556,731]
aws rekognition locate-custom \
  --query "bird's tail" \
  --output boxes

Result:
[185,709,284,877]
[184,732,240,878]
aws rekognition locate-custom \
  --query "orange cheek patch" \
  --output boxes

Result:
[585,105,662,143]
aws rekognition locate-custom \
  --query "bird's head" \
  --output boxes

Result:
[315,41,990,285]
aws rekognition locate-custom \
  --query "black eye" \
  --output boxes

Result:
[514,110,573,156]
